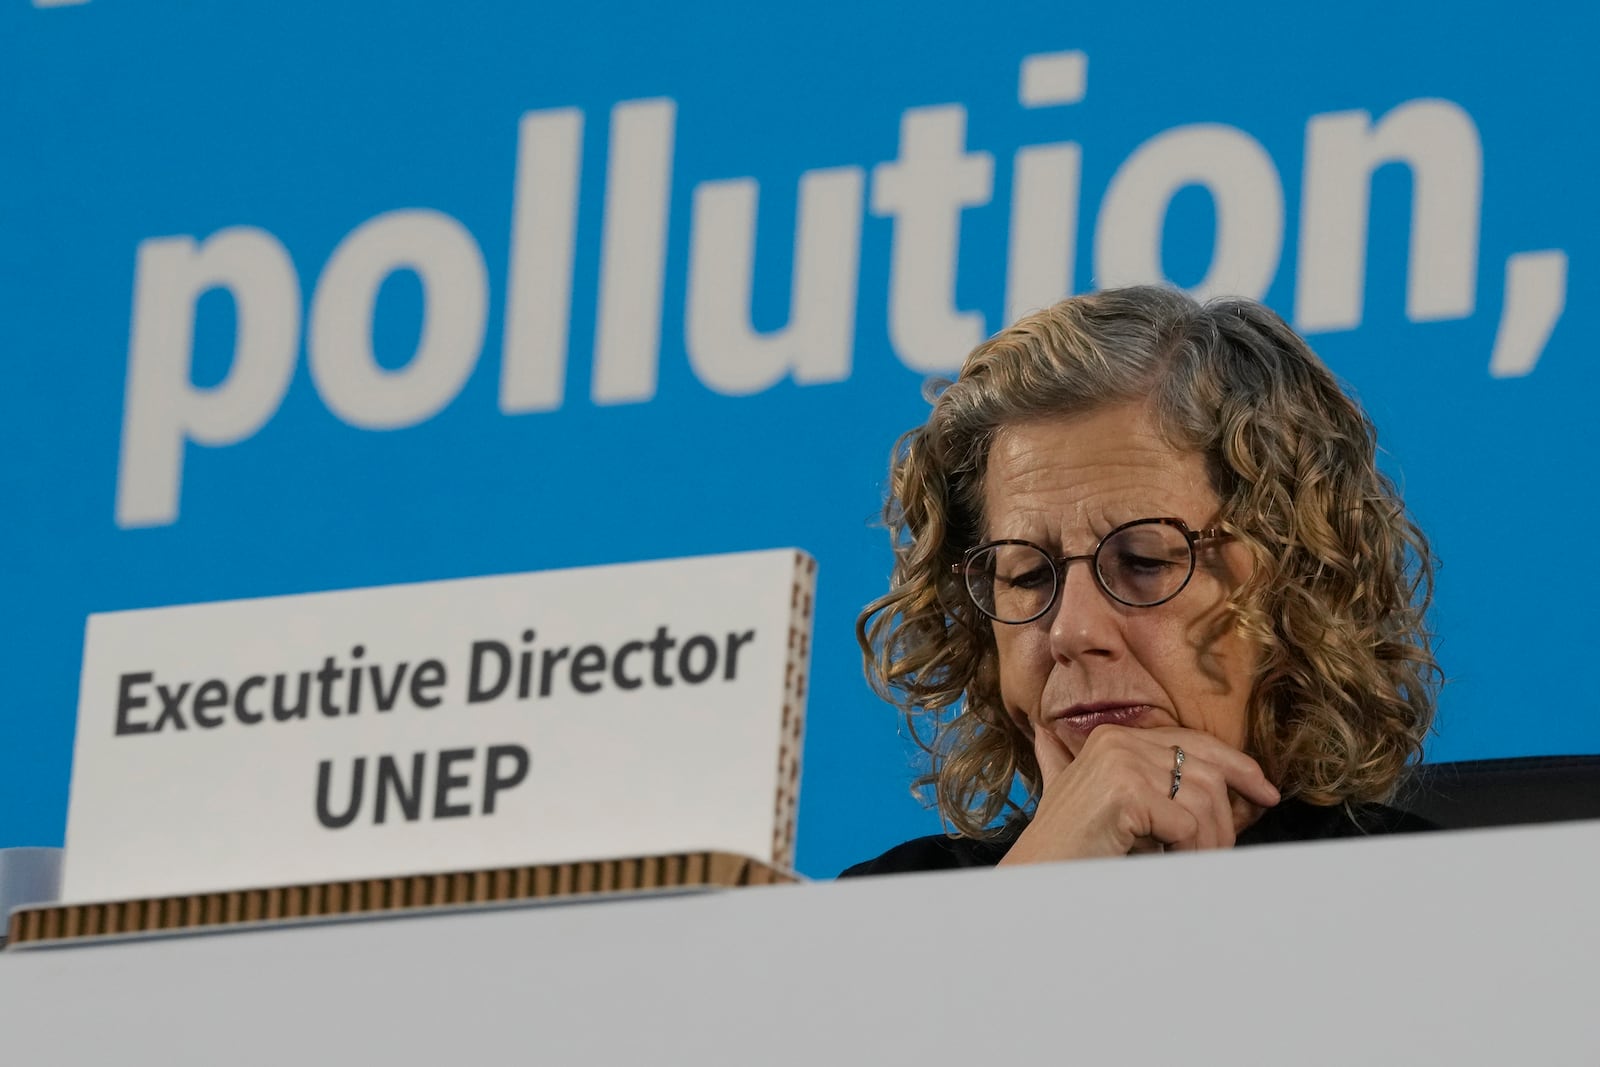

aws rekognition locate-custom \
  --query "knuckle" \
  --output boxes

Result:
[1082,724,1126,756]
[1105,775,1141,808]
[1187,763,1223,794]
[1185,784,1215,813]
[1091,741,1136,777]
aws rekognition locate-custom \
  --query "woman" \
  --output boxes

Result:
[843,286,1441,875]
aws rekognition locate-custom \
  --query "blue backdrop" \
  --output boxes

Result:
[3,0,1595,877]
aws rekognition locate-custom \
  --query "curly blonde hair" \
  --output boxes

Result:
[857,286,1440,838]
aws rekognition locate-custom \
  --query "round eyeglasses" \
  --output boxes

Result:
[954,517,1228,625]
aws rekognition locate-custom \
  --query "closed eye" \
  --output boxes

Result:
[1114,552,1182,574]
[997,565,1054,590]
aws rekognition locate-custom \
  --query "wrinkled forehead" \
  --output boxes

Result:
[976,408,1222,544]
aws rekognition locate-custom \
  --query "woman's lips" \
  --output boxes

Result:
[1052,703,1157,735]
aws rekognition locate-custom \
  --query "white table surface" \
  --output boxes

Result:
[3,820,1596,1065]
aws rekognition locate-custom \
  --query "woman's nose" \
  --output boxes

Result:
[1048,559,1123,663]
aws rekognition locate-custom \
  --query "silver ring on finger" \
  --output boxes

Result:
[1169,745,1185,800]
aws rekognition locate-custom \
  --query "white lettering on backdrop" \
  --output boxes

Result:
[114,49,1568,528]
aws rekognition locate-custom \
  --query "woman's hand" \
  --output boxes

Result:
[997,723,1281,866]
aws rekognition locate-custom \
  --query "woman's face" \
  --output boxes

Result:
[983,402,1259,761]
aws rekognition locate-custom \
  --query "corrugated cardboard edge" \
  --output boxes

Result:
[4,851,793,949]
[773,551,816,870]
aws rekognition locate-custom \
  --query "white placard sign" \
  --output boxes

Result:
[60,550,814,904]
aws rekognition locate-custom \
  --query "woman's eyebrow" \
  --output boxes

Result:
[984,512,1059,541]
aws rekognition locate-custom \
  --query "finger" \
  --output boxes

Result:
[1032,720,1072,784]
[1175,781,1226,851]
[1138,727,1281,808]
[1230,793,1266,836]
[1147,751,1233,851]
[1190,761,1236,849]
[1154,752,1206,851]
[1231,765,1282,809]
[1068,726,1212,851]
[1146,796,1202,851]
[1207,774,1235,848]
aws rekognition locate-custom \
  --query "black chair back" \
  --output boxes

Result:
[1399,756,1600,830]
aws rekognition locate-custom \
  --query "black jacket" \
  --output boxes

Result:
[838,800,1438,877]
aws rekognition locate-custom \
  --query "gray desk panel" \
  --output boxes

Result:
[2,822,1595,1065]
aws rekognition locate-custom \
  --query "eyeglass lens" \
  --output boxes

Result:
[966,522,1196,622]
